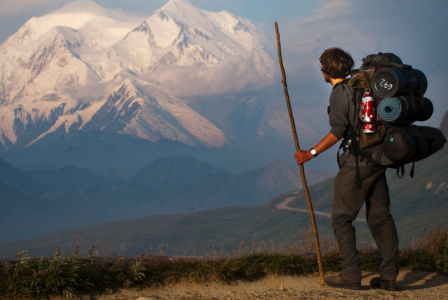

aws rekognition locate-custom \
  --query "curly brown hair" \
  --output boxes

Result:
[319,48,354,79]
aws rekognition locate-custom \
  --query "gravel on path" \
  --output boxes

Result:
[51,270,448,300]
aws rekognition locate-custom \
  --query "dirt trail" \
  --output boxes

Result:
[276,195,367,223]
[59,270,448,300]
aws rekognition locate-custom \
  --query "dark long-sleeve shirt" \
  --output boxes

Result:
[328,81,356,140]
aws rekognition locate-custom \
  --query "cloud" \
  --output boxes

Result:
[270,0,448,128]
[0,0,71,16]
[141,54,275,98]
[285,0,447,64]
[61,80,119,103]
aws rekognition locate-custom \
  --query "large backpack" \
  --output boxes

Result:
[343,53,446,183]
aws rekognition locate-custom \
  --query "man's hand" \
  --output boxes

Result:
[294,150,313,165]
[294,133,339,165]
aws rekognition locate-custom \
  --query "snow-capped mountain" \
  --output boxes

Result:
[112,0,270,75]
[0,0,274,151]
[81,80,228,147]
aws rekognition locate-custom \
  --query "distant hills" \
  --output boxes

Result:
[0,158,48,197]
[0,129,306,177]
[26,165,124,190]
[0,154,333,243]
[1,147,445,257]
[0,192,338,258]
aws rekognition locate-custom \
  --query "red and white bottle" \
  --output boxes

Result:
[361,88,376,133]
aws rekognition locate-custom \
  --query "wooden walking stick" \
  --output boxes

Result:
[274,22,325,286]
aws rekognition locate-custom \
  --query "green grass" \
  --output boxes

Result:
[1,226,447,299]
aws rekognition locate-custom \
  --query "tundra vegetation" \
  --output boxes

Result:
[0,226,446,299]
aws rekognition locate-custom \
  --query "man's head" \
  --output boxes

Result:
[319,48,354,82]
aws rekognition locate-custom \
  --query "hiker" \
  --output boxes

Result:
[294,48,398,291]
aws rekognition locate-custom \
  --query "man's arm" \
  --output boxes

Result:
[294,132,339,165]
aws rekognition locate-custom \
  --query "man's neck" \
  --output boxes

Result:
[330,78,344,87]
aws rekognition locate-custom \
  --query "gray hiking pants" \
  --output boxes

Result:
[332,161,399,280]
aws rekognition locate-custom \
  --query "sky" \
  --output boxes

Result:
[1,0,448,169]
[0,0,319,43]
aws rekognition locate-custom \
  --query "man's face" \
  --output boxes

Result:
[322,71,331,83]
